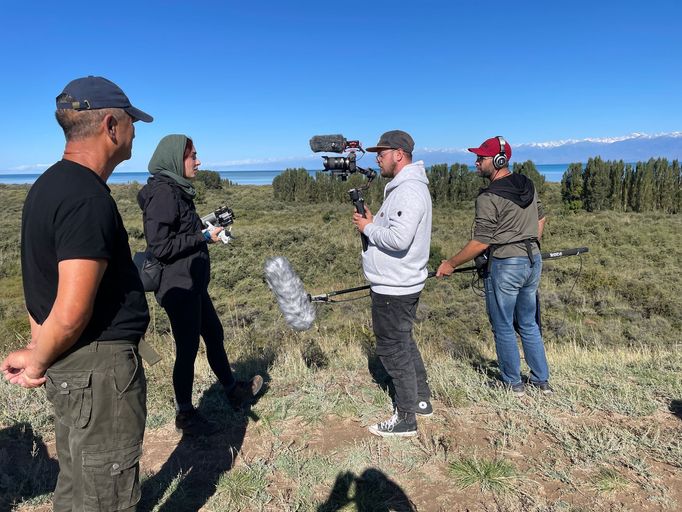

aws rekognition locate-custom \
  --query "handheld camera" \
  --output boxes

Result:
[201,205,235,244]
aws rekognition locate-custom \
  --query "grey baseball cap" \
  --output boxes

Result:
[365,130,414,153]
[56,76,153,122]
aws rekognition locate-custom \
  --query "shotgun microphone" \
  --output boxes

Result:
[264,256,316,331]
[309,134,347,153]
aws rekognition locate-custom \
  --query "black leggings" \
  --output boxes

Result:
[163,288,235,408]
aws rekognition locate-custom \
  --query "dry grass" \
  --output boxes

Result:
[1,183,681,511]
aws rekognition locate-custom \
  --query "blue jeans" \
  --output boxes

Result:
[484,256,549,385]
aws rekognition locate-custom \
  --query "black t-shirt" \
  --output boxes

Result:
[21,160,149,349]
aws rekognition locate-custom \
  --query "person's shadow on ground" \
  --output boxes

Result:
[670,399,682,420]
[362,330,497,402]
[361,336,396,403]
[317,468,416,512]
[0,422,59,512]
[139,356,271,512]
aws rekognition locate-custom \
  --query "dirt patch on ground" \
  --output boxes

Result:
[8,403,682,511]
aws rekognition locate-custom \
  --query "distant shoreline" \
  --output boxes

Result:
[0,165,570,185]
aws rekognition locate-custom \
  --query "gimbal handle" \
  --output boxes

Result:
[349,188,369,252]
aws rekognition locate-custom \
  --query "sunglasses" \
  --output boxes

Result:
[376,149,397,159]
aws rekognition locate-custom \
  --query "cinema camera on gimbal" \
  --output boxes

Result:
[309,134,377,252]
[309,134,376,181]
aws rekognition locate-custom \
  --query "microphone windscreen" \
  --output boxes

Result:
[264,256,316,331]
[309,134,346,153]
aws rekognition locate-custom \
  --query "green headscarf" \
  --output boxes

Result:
[147,134,197,198]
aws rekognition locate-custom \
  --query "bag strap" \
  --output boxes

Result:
[476,237,541,278]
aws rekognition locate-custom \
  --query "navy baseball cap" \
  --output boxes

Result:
[56,76,153,123]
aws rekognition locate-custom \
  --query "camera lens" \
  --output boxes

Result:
[322,156,350,172]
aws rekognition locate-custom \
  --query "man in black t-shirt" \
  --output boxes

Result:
[1,76,153,512]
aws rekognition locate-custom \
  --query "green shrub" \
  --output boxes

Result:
[195,169,222,189]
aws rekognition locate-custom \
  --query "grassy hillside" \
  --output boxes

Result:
[1,182,680,511]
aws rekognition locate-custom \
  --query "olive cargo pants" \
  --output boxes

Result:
[45,341,146,512]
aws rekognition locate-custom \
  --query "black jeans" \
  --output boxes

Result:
[371,290,431,414]
[163,288,235,408]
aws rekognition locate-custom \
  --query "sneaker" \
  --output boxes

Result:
[529,381,554,395]
[368,411,418,438]
[486,379,526,397]
[416,400,433,417]
[175,409,217,436]
[226,375,264,409]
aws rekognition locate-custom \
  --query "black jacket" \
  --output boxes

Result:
[137,175,210,304]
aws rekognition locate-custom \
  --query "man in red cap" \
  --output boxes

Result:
[436,136,551,397]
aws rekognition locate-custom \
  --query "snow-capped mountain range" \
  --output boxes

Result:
[201,132,682,170]
[4,132,680,174]
[417,132,682,166]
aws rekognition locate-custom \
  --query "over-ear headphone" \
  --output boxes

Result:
[492,136,508,170]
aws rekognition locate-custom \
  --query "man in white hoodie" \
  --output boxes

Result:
[352,130,433,437]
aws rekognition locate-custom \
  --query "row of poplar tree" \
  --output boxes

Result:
[271,158,680,214]
[561,157,681,213]
[272,161,546,208]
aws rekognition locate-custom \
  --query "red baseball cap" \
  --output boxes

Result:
[467,136,512,159]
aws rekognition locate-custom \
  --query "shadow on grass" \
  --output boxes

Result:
[362,331,499,405]
[360,337,396,404]
[473,356,501,382]
[317,468,416,512]
[0,422,58,512]
[139,355,272,512]
[443,335,500,381]
[670,400,682,420]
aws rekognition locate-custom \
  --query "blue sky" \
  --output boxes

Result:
[1,0,680,173]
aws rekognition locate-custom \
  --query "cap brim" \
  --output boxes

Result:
[365,145,392,153]
[126,106,153,123]
[467,147,493,156]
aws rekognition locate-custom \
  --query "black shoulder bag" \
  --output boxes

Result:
[133,250,163,293]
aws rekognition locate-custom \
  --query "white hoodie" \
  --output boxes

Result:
[362,160,432,295]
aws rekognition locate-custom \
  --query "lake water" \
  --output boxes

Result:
[0,165,569,185]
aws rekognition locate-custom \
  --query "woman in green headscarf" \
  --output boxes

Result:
[137,135,262,436]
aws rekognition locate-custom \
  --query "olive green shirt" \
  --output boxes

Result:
[473,190,545,258]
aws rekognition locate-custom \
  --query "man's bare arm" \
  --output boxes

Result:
[436,239,490,277]
[27,315,41,349]
[30,259,107,371]
[2,259,106,387]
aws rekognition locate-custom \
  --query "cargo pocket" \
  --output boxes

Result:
[82,441,142,511]
[113,348,140,396]
[44,370,93,429]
